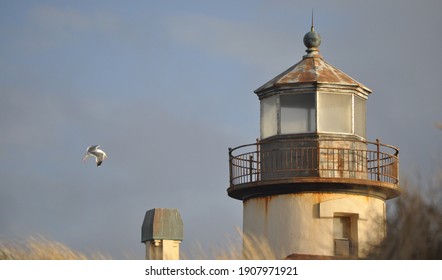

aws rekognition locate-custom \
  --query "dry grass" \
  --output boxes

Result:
[2,176,442,260]
[4,186,442,260]
[0,235,110,260]
[367,181,442,259]
[214,232,277,260]
[182,229,277,260]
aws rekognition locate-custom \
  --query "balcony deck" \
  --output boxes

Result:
[228,138,400,200]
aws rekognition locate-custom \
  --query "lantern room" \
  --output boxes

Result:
[256,25,370,140]
[227,21,400,205]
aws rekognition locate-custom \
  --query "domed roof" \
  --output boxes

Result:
[255,26,371,96]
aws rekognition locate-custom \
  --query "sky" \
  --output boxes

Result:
[1,0,442,259]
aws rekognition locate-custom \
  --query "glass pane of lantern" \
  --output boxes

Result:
[354,96,366,138]
[318,93,352,133]
[280,94,315,134]
[261,95,277,138]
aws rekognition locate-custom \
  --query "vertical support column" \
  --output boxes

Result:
[141,208,183,260]
[249,155,254,183]
[376,139,381,181]
[256,138,261,181]
[228,147,233,186]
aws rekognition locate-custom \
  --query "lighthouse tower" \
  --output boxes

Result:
[228,22,400,259]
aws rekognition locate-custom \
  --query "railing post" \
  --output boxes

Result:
[256,138,260,181]
[228,147,233,186]
[249,155,254,183]
[376,139,381,181]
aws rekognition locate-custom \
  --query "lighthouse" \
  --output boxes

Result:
[228,22,400,259]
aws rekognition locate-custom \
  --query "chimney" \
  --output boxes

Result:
[141,208,183,260]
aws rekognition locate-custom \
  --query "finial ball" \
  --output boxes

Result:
[303,30,321,49]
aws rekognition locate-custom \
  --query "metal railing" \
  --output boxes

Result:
[229,138,399,187]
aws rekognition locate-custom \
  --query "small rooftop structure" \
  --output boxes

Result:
[141,208,183,260]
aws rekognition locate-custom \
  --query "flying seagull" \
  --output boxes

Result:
[83,145,108,167]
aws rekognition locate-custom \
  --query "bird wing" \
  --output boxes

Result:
[83,153,93,162]
[90,149,107,162]
[87,145,100,152]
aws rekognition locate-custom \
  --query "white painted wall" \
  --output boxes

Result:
[145,240,181,260]
[243,192,386,258]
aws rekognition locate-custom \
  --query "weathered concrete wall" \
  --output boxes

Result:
[243,192,385,258]
[145,240,181,260]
